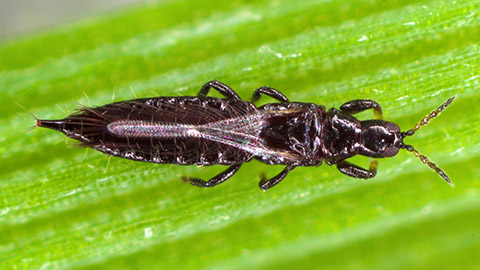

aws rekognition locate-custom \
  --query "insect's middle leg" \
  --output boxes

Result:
[251,86,289,103]
[259,165,295,191]
[340,99,383,119]
[183,164,242,188]
[336,160,378,179]
[197,80,241,100]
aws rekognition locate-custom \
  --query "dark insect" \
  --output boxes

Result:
[37,80,455,191]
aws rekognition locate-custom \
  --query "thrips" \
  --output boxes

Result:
[37,81,455,190]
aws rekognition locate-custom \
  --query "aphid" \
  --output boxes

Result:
[37,80,455,191]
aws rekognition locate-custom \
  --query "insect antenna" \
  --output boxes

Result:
[403,144,453,186]
[401,96,455,137]
[399,96,456,186]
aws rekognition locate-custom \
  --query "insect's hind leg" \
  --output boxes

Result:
[259,165,295,191]
[340,100,383,119]
[183,164,242,188]
[251,86,289,103]
[197,80,242,100]
[336,160,378,179]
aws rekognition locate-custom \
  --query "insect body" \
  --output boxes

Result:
[37,81,455,190]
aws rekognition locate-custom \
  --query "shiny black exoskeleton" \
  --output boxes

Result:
[37,80,454,190]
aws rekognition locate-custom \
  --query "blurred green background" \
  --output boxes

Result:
[0,0,479,269]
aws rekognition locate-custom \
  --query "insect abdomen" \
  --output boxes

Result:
[38,96,259,165]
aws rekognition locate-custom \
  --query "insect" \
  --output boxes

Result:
[37,80,455,191]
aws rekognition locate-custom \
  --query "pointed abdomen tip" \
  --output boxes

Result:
[36,119,65,131]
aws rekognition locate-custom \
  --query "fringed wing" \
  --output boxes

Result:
[58,96,261,165]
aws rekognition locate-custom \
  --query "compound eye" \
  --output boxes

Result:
[384,122,400,133]
[382,145,399,157]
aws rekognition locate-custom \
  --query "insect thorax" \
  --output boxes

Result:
[257,103,326,166]
[321,108,361,165]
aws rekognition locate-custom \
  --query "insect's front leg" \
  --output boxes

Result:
[183,164,242,188]
[197,80,242,100]
[259,165,295,191]
[251,86,289,103]
[340,100,383,119]
[336,160,378,179]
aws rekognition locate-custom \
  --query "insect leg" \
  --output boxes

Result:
[251,86,289,103]
[197,80,242,100]
[259,165,295,191]
[336,160,378,179]
[340,100,383,119]
[183,164,242,188]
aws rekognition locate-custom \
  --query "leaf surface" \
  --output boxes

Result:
[1,0,479,269]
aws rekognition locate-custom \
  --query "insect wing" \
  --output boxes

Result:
[61,96,263,165]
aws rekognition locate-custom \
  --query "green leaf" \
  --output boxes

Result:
[1,0,479,269]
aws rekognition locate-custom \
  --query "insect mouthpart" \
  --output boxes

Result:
[397,97,456,187]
